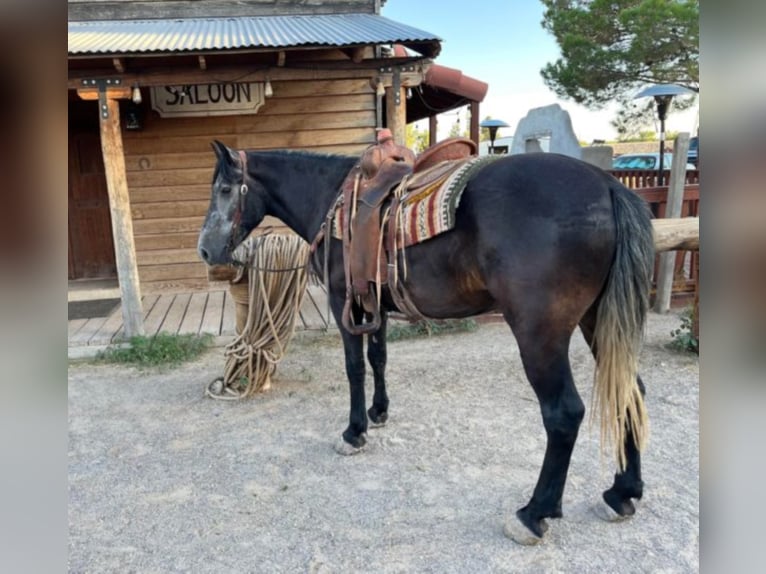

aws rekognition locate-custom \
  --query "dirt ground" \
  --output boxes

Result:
[68,311,699,573]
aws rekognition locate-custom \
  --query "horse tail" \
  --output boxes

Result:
[592,181,654,471]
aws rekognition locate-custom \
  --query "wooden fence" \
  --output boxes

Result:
[608,169,699,189]
[607,169,700,308]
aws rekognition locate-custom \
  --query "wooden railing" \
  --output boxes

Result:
[608,169,699,189]
[634,184,699,307]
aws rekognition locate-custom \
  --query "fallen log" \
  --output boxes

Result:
[652,217,699,252]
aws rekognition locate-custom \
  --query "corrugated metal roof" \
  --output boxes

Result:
[68,14,441,57]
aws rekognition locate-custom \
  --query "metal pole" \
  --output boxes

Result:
[658,115,665,186]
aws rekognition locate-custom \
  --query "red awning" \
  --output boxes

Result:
[391,45,488,122]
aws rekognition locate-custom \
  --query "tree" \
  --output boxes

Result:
[406,123,429,153]
[448,119,467,139]
[540,0,699,108]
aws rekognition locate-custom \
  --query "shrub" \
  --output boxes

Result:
[669,307,698,354]
[96,333,213,368]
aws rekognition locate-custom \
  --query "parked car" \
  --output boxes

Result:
[687,136,699,168]
[612,152,695,171]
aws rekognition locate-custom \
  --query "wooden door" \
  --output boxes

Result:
[68,126,116,279]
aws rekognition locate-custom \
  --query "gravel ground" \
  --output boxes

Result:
[68,311,699,573]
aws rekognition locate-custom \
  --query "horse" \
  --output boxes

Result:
[197,140,654,545]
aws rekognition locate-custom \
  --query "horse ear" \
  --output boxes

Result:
[211,140,238,166]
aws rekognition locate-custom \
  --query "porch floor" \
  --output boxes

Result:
[68,284,335,357]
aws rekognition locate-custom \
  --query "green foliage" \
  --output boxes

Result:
[387,319,478,342]
[541,0,699,108]
[669,306,698,354]
[95,332,213,368]
[448,120,467,139]
[406,123,430,153]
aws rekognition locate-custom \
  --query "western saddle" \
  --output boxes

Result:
[315,129,477,335]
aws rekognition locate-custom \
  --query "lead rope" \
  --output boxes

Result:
[206,234,310,400]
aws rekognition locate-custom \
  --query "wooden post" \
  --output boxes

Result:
[654,132,691,313]
[692,257,699,342]
[385,86,407,146]
[99,97,145,337]
[428,115,437,147]
[469,101,480,147]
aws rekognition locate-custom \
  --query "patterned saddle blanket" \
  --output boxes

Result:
[333,154,501,247]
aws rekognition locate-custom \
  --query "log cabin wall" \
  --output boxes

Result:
[68,0,379,20]
[122,76,377,293]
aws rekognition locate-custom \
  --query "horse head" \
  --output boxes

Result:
[198,140,267,265]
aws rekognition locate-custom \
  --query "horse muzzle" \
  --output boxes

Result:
[197,223,235,265]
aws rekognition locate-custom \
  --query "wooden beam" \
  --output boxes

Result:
[469,101,480,147]
[277,51,286,67]
[428,115,437,147]
[77,86,132,100]
[385,84,407,146]
[99,97,145,337]
[652,217,699,252]
[67,58,428,90]
[342,47,366,63]
[198,55,207,70]
[654,133,691,313]
[112,58,125,73]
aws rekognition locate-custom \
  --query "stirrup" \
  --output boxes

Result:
[341,291,382,336]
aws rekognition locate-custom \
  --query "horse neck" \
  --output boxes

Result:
[254,151,356,242]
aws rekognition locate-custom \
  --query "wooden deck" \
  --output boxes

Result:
[68,285,334,349]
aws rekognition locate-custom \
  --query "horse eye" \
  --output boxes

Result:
[220,186,231,195]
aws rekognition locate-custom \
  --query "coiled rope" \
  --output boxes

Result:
[206,233,310,400]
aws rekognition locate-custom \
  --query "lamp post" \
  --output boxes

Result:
[634,84,695,186]
[479,118,510,155]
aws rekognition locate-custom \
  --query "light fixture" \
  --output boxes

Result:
[634,83,695,186]
[376,79,385,97]
[131,84,142,105]
[264,78,273,97]
[125,103,143,130]
[479,118,510,155]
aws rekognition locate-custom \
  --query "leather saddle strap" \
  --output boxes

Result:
[341,174,381,335]
[385,190,427,323]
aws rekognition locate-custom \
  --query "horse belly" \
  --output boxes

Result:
[391,236,496,319]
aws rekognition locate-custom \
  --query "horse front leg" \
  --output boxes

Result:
[366,310,389,427]
[329,291,368,454]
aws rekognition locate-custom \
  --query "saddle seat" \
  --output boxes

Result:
[338,131,477,334]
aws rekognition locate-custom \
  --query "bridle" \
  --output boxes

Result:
[227,149,251,256]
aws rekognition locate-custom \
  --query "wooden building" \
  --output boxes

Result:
[68,0,487,336]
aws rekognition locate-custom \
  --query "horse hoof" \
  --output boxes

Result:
[503,513,544,546]
[334,435,367,456]
[592,498,631,522]
[367,408,388,428]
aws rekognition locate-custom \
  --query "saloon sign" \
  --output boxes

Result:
[150,82,266,117]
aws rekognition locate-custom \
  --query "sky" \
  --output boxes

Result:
[381,0,698,142]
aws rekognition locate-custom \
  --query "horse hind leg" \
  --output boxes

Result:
[366,310,389,427]
[579,306,645,520]
[503,316,585,545]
